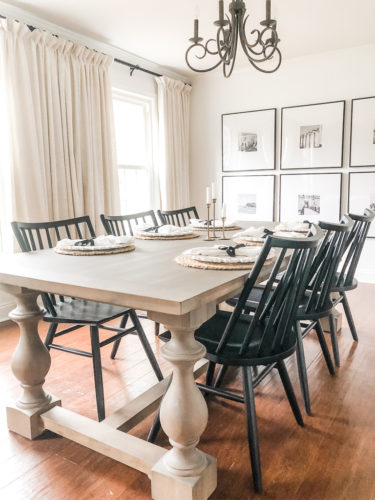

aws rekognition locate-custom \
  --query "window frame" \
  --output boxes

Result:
[112,89,159,212]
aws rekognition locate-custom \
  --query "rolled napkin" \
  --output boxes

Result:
[136,224,193,237]
[275,221,310,232]
[56,234,135,249]
[182,244,269,264]
[190,218,236,228]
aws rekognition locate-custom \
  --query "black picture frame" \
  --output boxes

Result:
[349,96,375,168]
[279,173,342,222]
[222,174,276,221]
[280,100,345,170]
[222,108,276,172]
[348,171,375,238]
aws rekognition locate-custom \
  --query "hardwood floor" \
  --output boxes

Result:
[0,284,375,499]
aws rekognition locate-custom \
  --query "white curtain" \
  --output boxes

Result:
[0,18,120,242]
[156,76,191,210]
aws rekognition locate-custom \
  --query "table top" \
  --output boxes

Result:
[0,222,274,315]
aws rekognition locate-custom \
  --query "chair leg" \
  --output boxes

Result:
[328,313,340,367]
[315,320,335,375]
[213,364,228,388]
[242,366,262,493]
[154,322,160,336]
[147,411,162,443]
[341,292,358,342]
[129,310,163,381]
[110,313,129,360]
[90,326,105,422]
[44,323,58,350]
[276,360,304,427]
[206,361,216,386]
[294,322,311,415]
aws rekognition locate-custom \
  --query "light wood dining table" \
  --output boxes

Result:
[0,225,288,500]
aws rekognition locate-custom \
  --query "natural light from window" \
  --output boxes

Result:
[112,93,156,214]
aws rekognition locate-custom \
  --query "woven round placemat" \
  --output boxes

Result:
[136,233,199,240]
[189,225,242,232]
[233,237,264,247]
[175,254,273,270]
[54,245,136,256]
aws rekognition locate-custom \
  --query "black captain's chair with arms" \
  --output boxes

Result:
[11,216,163,422]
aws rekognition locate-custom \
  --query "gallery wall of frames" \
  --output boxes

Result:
[221,96,375,238]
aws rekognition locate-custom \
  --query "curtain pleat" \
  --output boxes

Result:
[156,76,191,210]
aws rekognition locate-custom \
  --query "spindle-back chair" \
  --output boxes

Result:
[157,206,199,226]
[11,216,163,421]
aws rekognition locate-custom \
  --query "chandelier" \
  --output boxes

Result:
[186,0,281,78]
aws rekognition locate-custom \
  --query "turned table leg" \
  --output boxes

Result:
[148,307,217,500]
[6,288,60,439]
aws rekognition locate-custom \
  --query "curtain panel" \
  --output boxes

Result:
[156,76,191,210]
[0,18,120,240]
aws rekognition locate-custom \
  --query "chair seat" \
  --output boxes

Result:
[195,310,296,366]
[331,274,358,292]
[44,299,130,325]
[227,285,333,321]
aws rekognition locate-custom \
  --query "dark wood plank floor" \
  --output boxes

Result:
[0,283,374,499]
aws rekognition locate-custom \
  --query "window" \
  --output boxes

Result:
[112,91,158,214]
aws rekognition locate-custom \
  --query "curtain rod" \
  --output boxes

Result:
[0,14,191,85]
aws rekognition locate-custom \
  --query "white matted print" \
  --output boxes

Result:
[281,101,344,169]
[350,96,375,167]
[222,109,275,171]
[280,174,341,223]
[349,172,375,237]
[223,175,275,221]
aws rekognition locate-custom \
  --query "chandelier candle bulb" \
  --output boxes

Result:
[194,18,199,39]
[266,0,271,20]
[219,0,224,22]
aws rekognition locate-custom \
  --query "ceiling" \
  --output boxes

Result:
[3,0,375,76]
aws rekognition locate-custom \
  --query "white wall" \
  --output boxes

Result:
[190,43,375,282]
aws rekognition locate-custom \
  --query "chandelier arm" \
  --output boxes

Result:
[216,24,233,63]
[223,17,238,78]
[240,25,279,63]
[246,46,282,73]
[185,43,223,73]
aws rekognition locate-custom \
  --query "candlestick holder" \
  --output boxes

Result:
[212,198,218,238]
[204,203,215,241]
[219,217,230,240]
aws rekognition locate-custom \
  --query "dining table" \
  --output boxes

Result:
[0,221,335,499]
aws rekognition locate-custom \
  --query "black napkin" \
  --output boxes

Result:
[218,243,245,257]
[74,238,95,247]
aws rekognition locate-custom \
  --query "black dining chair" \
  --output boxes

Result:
[151,226,323,492]
[157,206,199,226]
[100,210,158,236]
[100,210,162,337]
[330,208,375,342]
[11,216,163,422]
[227,217,354,414]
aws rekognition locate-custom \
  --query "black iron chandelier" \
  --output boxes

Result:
[186,0,281,78]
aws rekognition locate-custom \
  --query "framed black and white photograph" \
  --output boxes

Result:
[281,101,345,169]
[222,175,275,221]
[280,173,342,222]
[349,172,375,237]
[350,96,375,167]
[222,108,276,172]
